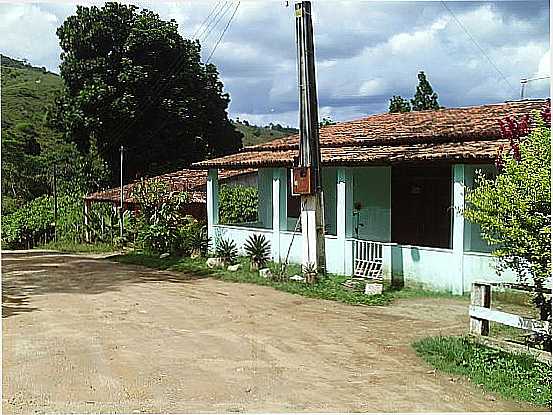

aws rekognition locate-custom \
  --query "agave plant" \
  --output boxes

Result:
[244,234,271,271]
[215,238,238,265]
[302,262,319,284]
[188,226,211,258]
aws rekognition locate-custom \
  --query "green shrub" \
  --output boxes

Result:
[215,238,238,264]
[219,184,258,225]
[2,194,84,249]
[179,218,210,257]
[464,110,551,329]
[244,233,271,270]
[131,178,191,255]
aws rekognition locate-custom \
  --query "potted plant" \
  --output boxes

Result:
[244,234,271,271]
[303,262,318,284]
[215,238,238,267]
[186,223,211,258]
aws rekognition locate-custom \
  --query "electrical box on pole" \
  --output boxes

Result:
[294,1,326,274]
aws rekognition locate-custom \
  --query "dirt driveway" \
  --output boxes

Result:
[2,251,542,413]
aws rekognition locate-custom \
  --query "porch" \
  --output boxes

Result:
[206,165,515,294]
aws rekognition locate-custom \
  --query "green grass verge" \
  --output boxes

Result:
[385,284,470,300]
[38,241,119,254]
[112,252,476,306]
[413,335,552,407]
[113,252,394,306]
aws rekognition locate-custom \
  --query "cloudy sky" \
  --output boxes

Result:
[1,0,550,127]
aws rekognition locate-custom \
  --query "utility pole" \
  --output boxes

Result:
[53,163,58,242]
[293,1,326,276]
[120,145,124,240]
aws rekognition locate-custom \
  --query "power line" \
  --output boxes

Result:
[192,0,224,39]
[200,2,234,45]
[197,1,230,41]
[207,1,241,63]
[440,0,516,95]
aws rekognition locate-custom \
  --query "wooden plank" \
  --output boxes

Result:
[474,280,551,294]
[469,305,550,333]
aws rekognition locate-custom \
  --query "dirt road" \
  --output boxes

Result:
[2,251,542,413]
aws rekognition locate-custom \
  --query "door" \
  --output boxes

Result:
[391,166,452,249]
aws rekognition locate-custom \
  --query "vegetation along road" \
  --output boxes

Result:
[2,251,546,413]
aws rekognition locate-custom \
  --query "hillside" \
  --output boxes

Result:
[0,54,297,212]
[1,55,69,213]
[233,120,297,146]
[1,55,64,151]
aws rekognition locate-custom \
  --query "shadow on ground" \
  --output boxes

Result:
[2,251,207,318]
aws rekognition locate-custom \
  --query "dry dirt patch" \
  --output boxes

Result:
[2,251,543,413]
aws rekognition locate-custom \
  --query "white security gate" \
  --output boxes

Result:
[353,240,383,279]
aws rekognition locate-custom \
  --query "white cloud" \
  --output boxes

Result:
[0,1,549,126]
[537,49,551,76]
[0,3,63,72]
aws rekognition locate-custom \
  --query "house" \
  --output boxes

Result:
[191,99,547,294]
[84,168,257,221]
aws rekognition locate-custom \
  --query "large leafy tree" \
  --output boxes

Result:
[464,104,551,324]
[411,71,440,111]
[50,2,242,183]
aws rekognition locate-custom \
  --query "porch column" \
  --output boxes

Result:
[337,167,354,275]
[452,164,466,295]
[84,199,91,243]
[272,168,287,261]
[207,168,219,245]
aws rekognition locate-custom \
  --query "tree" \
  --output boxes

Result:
[464,104,551,327]
[411,71,440,111]
[320,117,336,127]
[389,96,411,113]
[50,2,242,184]
[1,124,43,211]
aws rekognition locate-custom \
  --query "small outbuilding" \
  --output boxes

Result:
[192,99,547,294]
[84,168,257,221]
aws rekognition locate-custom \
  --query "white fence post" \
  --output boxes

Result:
[470,282,491,335]
[207,169,219,245]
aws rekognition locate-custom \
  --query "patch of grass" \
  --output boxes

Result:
[489,322,531,341]
[413,335,552,407]
[112,253,393,306]
[38,241,119,254]
[385,284,470,300]
[494,289,533,307]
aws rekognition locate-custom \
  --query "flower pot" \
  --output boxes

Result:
[305,273,317,284]
[250,261,260,271]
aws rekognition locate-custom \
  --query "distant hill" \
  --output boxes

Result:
[1,55,69,213]
[1,55,64,151]
[233,120,298,146]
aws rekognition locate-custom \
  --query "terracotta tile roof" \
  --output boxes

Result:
[192,99,547,169]
[84,168,256,204]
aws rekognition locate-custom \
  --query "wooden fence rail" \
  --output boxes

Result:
[469,281,551,336]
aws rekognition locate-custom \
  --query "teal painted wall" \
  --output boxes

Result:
[352,167,391,242]
[285,167,337,235]
[463,164,497,253]
[257,168,273,229]
[322,167,337,235]
[383,243,517,292]
[210,164,516,293]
